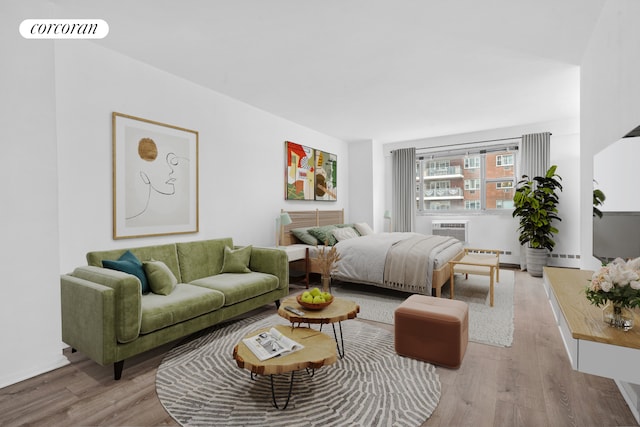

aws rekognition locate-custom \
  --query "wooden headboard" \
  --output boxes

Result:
[280,209,344,245]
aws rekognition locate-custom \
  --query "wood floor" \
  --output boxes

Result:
[0,269,638,426]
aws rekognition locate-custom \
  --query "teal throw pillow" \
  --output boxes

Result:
[308,225,338,246]
[103,250,150,294]
[220,245,252,273]
[143,259,178,295]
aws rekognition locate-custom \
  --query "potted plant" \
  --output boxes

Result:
[512,165,563,277]
[593,181,606,218]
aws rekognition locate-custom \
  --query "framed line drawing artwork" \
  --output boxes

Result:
[314,150,337,201]
[285,141,315,200]
[112,112,199,239]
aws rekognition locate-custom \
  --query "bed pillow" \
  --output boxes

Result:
[336,223,361,235]
[332,226,359,242]
[103,250,150,294]
[355,222,375,236]
[291,227,319,246]
[308,225,338,246]
[143,259,178,295]
[220,245,252,273]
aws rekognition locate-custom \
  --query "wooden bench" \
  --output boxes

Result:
[448,248,500,307]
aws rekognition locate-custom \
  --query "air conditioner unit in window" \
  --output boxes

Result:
[431,220,469,243]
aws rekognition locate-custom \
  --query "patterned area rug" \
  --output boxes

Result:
[332,269,515,347]
[156,312,441,427]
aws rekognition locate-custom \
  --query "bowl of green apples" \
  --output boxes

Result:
[297,287,333,310]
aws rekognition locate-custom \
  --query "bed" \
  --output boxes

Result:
[281,209,465,297]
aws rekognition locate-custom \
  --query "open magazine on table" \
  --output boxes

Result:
[243,327,304,361]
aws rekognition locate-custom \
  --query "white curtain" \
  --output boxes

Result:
[392,147,416,232]
[518,132,551,269]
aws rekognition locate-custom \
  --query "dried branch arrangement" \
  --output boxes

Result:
[317,243,341,278]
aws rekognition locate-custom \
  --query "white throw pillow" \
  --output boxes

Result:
[332,227,359,242]
[355,222,374,236]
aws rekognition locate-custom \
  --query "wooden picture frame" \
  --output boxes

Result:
[112,112,199,239]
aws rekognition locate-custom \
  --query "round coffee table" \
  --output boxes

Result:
[278,295,359,358]
[233,324,336,410]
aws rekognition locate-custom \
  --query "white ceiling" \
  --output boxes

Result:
[53,0,605,143]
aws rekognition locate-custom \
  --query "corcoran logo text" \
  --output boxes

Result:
[20,19,109,39]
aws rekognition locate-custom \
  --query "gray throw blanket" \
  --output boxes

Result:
[383,234,459,294]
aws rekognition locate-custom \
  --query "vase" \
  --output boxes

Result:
[602,302,634,331]
[321,275,331,293]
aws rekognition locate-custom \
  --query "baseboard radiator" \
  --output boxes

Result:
[431,220,469,244]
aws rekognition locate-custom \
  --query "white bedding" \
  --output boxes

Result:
[331,232,463,294]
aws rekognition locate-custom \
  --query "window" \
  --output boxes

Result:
[496,199,514,209]
[464,156,480,169]
[465,200,481,210]
[496,154,514,167]
[416,145,517,213]
[465,179,480,190]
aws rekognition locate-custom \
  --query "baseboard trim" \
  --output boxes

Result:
[0,356,69,389]
[616,379,640,425]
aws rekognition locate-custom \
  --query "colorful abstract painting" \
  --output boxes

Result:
[285,141,315,200]
[314,150,337,201]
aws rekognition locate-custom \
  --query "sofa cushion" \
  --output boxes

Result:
[140,284,224,335]
[220,245,252,273]
[190,272,279,306]
[176,238,233,283]
[88,243,182,283]
[143,260,178,295]
[102,250,150,294]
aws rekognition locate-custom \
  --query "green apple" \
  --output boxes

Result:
[322,292,332,301]
[312,295,325,304]
[310,287,322,297]
[301,293,314,303]
[302,291,311,298]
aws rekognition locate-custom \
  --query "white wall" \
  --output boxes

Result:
[348,139,386,231]
[55,41,348,273]
[594,136,640,212]
[580,0,640,271]
[0,2,68,388]
[580,1,640,418]
[383,119,581,267]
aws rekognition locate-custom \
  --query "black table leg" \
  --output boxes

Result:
[270,371,295,410]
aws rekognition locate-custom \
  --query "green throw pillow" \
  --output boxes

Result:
[103,250,150,294]
[308,225,338,246]
[220,245,252,273]
[291,227,320,246]
[143,259,178,295]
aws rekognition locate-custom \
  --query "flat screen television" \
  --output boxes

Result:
[593,211,640,263]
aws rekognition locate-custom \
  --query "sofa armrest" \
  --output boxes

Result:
[61,274,117,365]
[66,266,142,345]
[248,247,289,290]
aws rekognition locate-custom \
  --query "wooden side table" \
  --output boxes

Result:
[233,324,336,410]
[448,248,500,307]
[278,295,359,358]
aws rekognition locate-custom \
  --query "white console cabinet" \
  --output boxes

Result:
[543,267,640,423]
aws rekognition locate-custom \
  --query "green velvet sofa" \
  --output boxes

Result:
[60,238,288,380]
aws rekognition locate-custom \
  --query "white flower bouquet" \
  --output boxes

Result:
[586,257,640,308]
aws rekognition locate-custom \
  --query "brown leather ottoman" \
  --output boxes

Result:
[394,294,468,368]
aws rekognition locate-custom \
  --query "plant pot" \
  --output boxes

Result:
[525,247,548,277]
